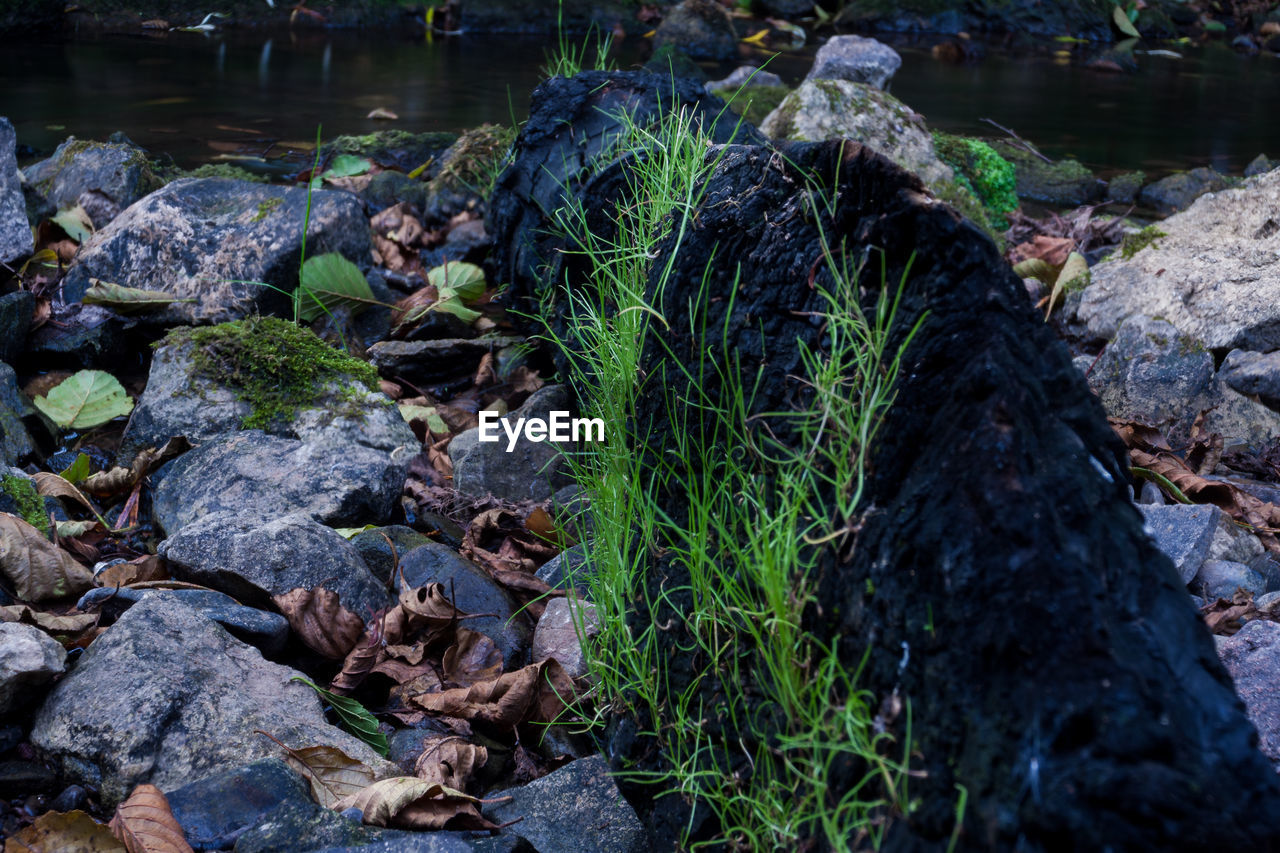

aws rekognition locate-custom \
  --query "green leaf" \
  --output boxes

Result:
[1203,19,1226,33]
[398,404,449,434]
[59,453,92,484]
[292,676,389,757]
[431,296,481,324]
[33,370,134,429]
[1113,4,1140,38]
[82,279,197,314]
[426,261,486,302]
[1044,252,1090,320]
[52,206,93,243]
[333,524,378,539]
[326,155,373,178]
[297,253,377,323]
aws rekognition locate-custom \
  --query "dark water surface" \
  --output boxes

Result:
[1,28,1278,176]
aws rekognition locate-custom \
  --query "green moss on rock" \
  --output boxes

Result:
[180,163,269,184]
[934,133,1018,230]
[162,316,380,431]
[1,473,50,536]
[1114,225,1167,260]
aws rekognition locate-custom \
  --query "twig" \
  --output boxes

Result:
[980,118,1053,164]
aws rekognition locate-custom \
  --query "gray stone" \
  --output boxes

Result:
[24,302,137,370]
[806,35,902,90]
[159,512,393,618]
[1245,154,1276,178]
[396,542,530,668]
[30,596,395,807]
[230,796,379,853]
[166,758,310,851]
[1192,559,1265,599]
[120,334,415,461]
[760,79,954,186]
[535,544,593,595]
[152,431,411,537]
[705,66,785,93]
[1218,348,1280,404]
[449,385,577,502]
[652,0,738,61]
[76,586,289,655]
[1079,169,1280,351]
[991,141,1102,207]
[23,136,161,219]
[1084,315,1280,447]
[366,337,522,387]
[0,291,34,365]
[485,756,645,853]
[532,597,598,678]
[0,363,37,469]
[309,833,529,853]
[350,525,435,586]
[1139,167,1229,216]
[60,178,370,324]
[1217,619,1280,769]
[0,622,65,715]
[1106,171,1145,205]
[0,118,33,266]
[1139,503,1229,584]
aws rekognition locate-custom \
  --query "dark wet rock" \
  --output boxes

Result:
[23,302,139,371]
[0,760,56,797]
[166,758,310,851]
[486,70,761,309]
[1219,348,1280,405]
[0,363,38,468]
[320,130,456,174]
[1139,166,1229,216]
[1084,315,1280,447]
[652,0,738,61]
[532,597,596,677]
[159,512,393,618]
[309,833,530,853]
[759,0,815,17]
[760,80,953,185]
[349,525,433,586]
[0,291,35,365]
[230,796,379,853]
[0,118,33,266]
[1245,153,1276,177]
[448,385,576,502]
[358,171,426,214]
[0,622,65,715]
[1193,559,1265,599]
[1250,553,1280,593]
[485,755,645,853]
[1080,170,1280,350]
[421,125,514,226]
[22,136,161,222]
[1105,170,1144,204]
[535,543,592,595]
[395,542,531,668]
[1138,503,1263,585]
[705,65,784,92]
[366,337,522,388]
[991,140,1101,205]
[49,784,88,813]
[76,586,289,655]
[151,431,411,537]
[30,596,395,806]
[1218,618,1280,770]
[77,188,121,230]
[60,178,370,324]
[119,332,414,461]
[806,35,901,90]
[0,0,62,34]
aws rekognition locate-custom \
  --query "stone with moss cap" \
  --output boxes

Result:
[23,135,162,219]
[933,132,1018,230]
[0,470,49,536]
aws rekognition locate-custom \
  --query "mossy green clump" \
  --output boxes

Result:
[1116,225,1167,260]
[251,197,283,222]
[163,316,380,431]
[934,133,1018,230]
[432,123,517,200]
[932,177,1006,249]
[180,163,270,184]
[1,473,50,537]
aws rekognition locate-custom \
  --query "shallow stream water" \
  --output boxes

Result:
[1,28,1277,177]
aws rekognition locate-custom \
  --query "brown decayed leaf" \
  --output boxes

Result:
[398,583,467,628]
[413,735,487,789]
[331,631,385,695]
[5,809,126,852]
[273,587,365,660]
[390,286,440,336]
[508,366,545,396]
[409,659,576,733]
[331,777,497,831]
[32,472,102,519]
[441,628,503,687]
[258,734,378,809]
[108,784,194,853]
[0,513,95,602]
[1009,234,1074,270]
[371,656,441,686]
[0,604,98,637]
[96,554,170,589]
[82,438,192,498]
[1200,590,1275,636]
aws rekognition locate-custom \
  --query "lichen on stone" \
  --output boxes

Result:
[161,316,380,431]
[1,473,50,536]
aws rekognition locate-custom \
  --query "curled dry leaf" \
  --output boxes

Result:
[32,471,106,525]
[399,582,467,630]
[409,659,576,733]
[331,629,387,696]
[0,513,95,602]
[442,628,503,687]
[332,776,497,831]
[413,735,488,789]
[82,438,192,499]
[96,555,170,590]
[0,604,98,638]
[258,732,378,809]
[5,809,126,852]
[108,784,194,853]
[273,587,364,660]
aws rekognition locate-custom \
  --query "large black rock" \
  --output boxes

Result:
[491,72,1280,850]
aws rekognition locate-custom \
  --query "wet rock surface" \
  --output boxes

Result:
[652,0,738,60]
[806,35,902,90]
[0,117,33,266]
[60,178,370,324]
[0,363,37,468]
[0,622,65,715]
[448,385,576,502]
[1140,502,1263,584]
[30,596,395,807]
[0,291,35,366]
[77,585,290,655]
[1139,166,1229,215]
[23,135,161,221]
[1219,619,1280,770]
[166,758,312,850]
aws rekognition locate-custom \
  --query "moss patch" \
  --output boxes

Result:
[162,316,380,431]
[1,473,50,537]
[932,178,1006,250]
[251,197,283,222]
[934,133,1018,230]
[1116,226,1167,260]
[180,163,269,184]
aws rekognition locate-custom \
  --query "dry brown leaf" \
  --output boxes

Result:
[331,632,385,696]
[96,555,170,589]
[331,776,497,831]
[441,628,503,687]
[1009,235,1074,270]
[82,438,192,498]
[508,366,545,396]
[5,809,126,852]
[371,656,441,686]
[473,352,497,388]
[390,286,440,336]
[0,604,98,637]
[0,513,95,602]
[413,735,487,789]
[259,734,378,809]
[109,784,194,853]
[399,583,467,628]
[273,588,365,660]
[409,659,576,733]
[1202,590,1264,635]
[31,472,101,520]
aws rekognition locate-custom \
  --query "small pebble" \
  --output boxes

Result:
[50,785,88,813]
[339,806,364,822]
